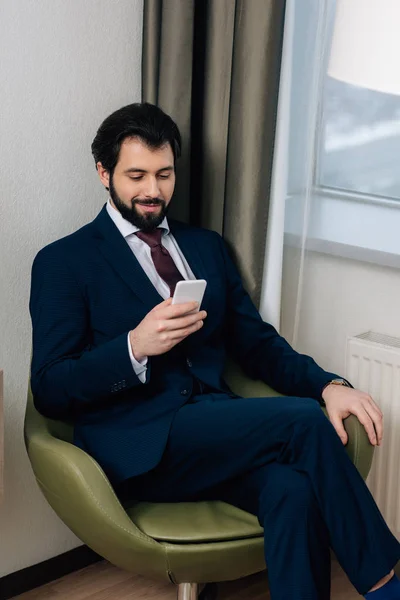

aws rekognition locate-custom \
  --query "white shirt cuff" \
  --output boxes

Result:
[127,334,148,383]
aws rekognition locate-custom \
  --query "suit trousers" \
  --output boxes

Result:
[117,392,400,599]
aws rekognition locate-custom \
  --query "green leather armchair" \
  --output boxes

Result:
[24,362,374,600]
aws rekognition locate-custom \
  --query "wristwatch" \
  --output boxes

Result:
[320,378,351,406]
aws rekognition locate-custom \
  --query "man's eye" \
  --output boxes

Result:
[159,174,170,179]
[129,176,143,181]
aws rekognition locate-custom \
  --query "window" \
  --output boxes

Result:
[283,0,400,265]
[318,77,400,201]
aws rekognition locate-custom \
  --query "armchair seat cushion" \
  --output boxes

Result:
[126,500,264,543]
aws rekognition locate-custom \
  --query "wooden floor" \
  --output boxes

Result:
[11,557,386,600]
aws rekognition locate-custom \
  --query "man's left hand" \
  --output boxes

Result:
[322,385,383,446]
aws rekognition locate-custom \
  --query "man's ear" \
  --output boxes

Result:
[96,162,110,190]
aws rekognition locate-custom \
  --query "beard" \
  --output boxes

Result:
[109,175,169,232]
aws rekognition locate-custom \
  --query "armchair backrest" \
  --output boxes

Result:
[223,358,280,399]
[25,384,73,446]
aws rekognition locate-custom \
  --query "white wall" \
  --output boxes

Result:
[281,247,400,377]
[0,0,143,576]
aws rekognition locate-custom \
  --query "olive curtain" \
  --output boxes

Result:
[142,0,285,305]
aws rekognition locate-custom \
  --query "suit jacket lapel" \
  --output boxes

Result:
[93,205,163,308]
[169,220,208,280]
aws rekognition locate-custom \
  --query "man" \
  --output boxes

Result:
[29,103,400,599]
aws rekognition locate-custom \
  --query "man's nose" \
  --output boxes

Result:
[144,177,161,199]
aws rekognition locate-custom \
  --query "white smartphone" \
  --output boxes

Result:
[172,279,207,311]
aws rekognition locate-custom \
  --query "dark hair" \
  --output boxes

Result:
[91,102,181,173]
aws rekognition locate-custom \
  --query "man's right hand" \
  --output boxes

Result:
[129,298,207,361]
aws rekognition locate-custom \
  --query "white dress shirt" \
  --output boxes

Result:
[106,199,196,382]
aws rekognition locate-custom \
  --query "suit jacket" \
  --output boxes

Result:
[29,205,338,484]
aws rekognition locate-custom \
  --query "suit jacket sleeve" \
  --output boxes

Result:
[218,235,340,400]
[29,246,148,420]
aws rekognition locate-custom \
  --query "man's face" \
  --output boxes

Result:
[97,137,176,231]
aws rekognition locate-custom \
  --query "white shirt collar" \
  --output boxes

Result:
[106,198,170,238]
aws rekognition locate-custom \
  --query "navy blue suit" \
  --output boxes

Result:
[29,205,400,598]
[29,205,337,483]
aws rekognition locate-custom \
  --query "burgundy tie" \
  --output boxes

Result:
[135,229,184,296]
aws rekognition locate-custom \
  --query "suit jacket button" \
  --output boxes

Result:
[181,389,188,396]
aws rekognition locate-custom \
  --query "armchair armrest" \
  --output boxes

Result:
[324,409,374,481]
[224,362,374,481]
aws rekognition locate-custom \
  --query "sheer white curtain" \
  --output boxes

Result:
[262,0,400,352]
[258,0,295,330]
[283,0,334,347]
[260,0,332,338]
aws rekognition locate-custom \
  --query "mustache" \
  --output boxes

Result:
[133,198,165,206]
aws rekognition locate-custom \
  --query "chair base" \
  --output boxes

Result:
[177,582,218,600]
[177,583,198,600]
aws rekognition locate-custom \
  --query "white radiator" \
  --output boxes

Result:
[346,332,400,539]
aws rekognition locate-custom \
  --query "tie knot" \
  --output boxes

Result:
[135,229,163,248]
